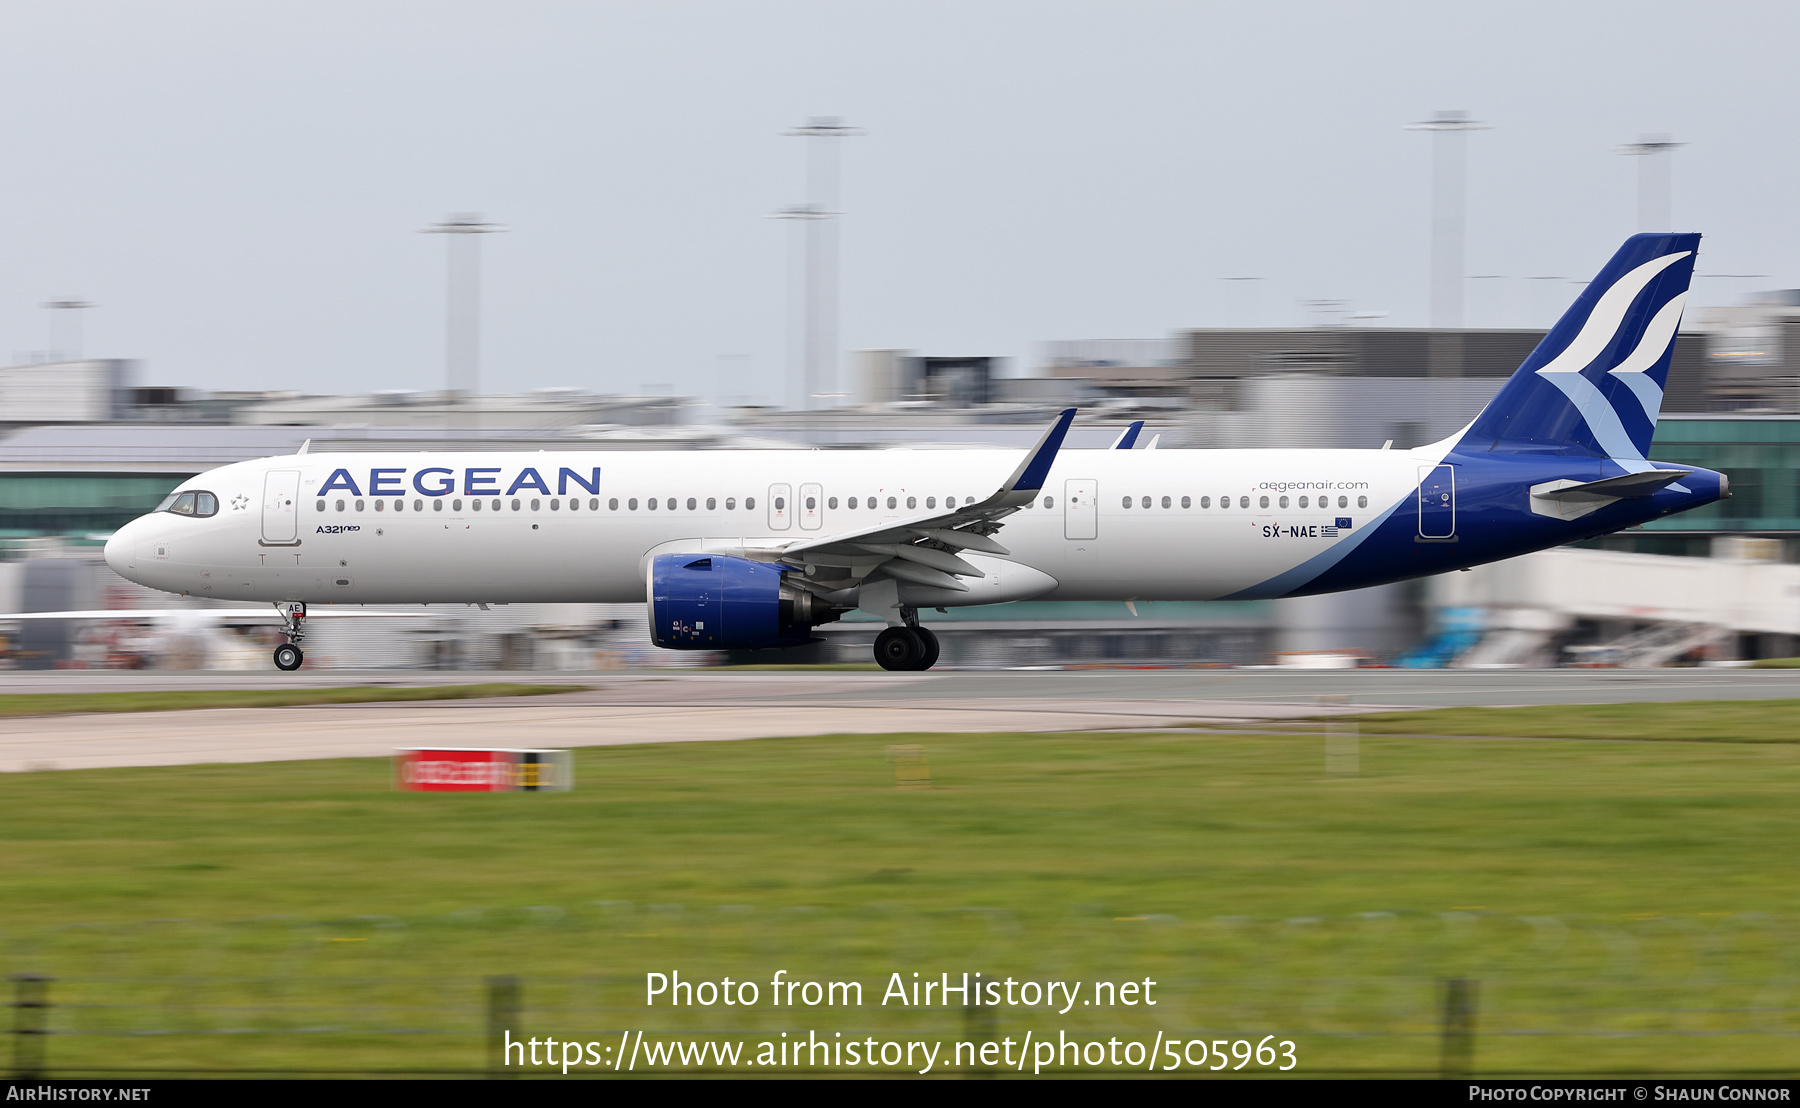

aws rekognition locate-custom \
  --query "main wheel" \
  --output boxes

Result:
[873,627,924,671]
[914,626,941,671]
[273,643,304,672]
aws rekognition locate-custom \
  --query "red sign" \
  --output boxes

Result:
[395,748,571,792]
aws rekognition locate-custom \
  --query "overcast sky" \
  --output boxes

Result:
[0,1,1793,403]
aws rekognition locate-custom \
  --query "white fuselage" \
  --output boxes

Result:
[105,446,1438,606]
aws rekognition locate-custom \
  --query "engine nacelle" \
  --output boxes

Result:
[648,553,841,650]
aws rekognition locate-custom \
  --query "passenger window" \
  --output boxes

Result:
[1142,496,1152,509]
[1044,496,1054,509]
[774,497,785,510]
[414,499,424,512]
[666,498,675,511]
[336,500,346,512]
[433,500,443,512]
[1240,496,1250,508]
[907,496,916,509]
[848,497,858,509]
[1260,496,1270,508]
[1180,496,1190,508]
[1199,496,1209,508]
[452,499,463,512]
[947,496,956,508]
[628,498,638,510]
[1298,495,1308,508]
[316,499,326,512]
[1122,496,1131,508]
[687,498,697,511]
[393,499,404,512]
[1357,495,1368,508]
[827,497,837,510]
[726,497,737,510]
[590,498,599,510]
[1279,496,1288,508]
[609,498,619,510]
[707,498,717,510]
[805,497,815,510]
[376,500,386,512]
[1339,495,1348,509]
[746,497,756,510]
[354,499,365,512]
[926,496,936,509]
[531,499,541,511]
[1162,496,1172,509]
[648,498,657,511]
[471,499,482,511]
[550,499,560,511]
[887,496,896,509]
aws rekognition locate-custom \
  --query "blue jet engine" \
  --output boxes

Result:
[648,553,843,650]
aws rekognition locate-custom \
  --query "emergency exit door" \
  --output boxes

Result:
[261,470,300,545]
[1417,465,1456,539]
[798,482,822,530]
[1064,478,1098,540]
[768,483,792,531]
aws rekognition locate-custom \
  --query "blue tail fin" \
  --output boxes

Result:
[1459,233,1699,467]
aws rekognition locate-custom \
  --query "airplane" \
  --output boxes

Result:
[76,232,1720,672]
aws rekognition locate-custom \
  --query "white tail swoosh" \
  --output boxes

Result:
[1607,292,1687,421]
[1536,251,1690,375]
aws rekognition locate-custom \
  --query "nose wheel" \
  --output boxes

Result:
[271,601,307,672]
[874,626,940,671]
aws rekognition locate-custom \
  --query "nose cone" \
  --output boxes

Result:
[105,515,146,579]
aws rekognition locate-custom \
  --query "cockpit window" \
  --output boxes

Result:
[163,491,218,518]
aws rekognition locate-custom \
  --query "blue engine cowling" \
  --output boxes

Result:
[648,553,838,650]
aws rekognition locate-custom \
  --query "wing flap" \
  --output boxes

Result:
[875,559,969,592]
[855,543,985,577]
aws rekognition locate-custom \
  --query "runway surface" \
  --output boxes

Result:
[0,666,1795,772]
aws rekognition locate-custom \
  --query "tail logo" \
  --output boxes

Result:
[1534,250,1690,474]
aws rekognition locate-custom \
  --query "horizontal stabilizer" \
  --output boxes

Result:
[1532,468,1693,503]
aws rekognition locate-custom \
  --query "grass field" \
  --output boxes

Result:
[1336,698,1800,743]
[2,720,1798,1077]
[0,683,579,718]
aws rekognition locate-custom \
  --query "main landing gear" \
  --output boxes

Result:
[874,623,940,672]
[273,601,306,672]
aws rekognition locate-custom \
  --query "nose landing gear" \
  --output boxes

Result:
[272,601,306,672]
[873,621,940,671]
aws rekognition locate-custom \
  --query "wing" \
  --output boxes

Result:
[1111,420,1144,449]
[771,407,1075,593]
